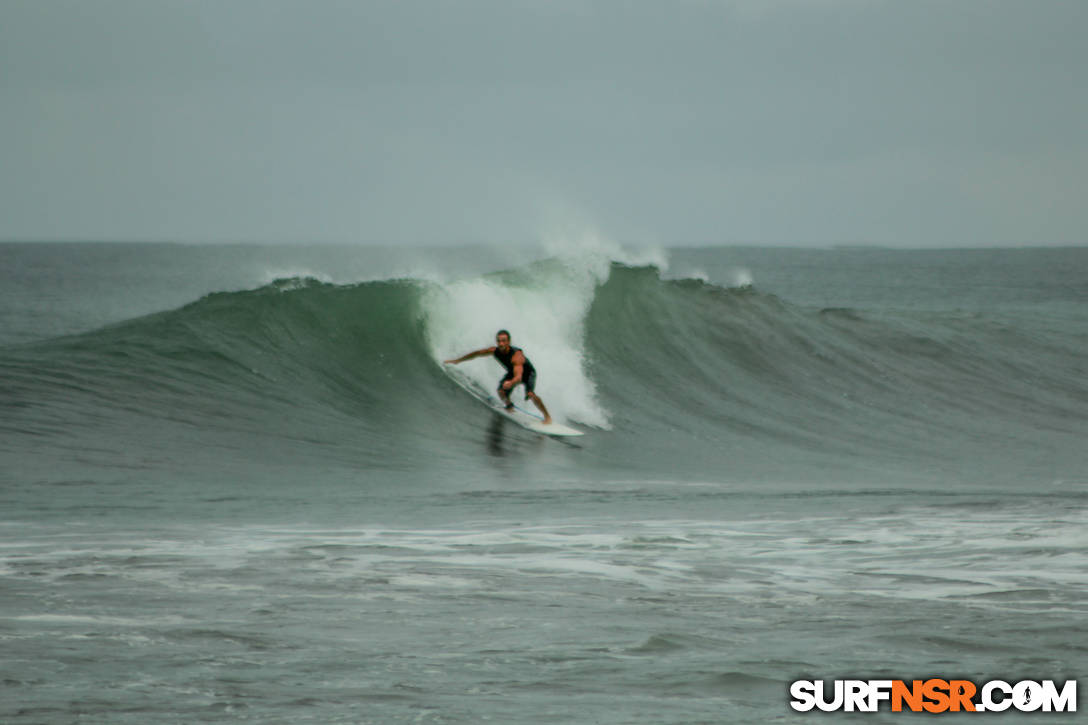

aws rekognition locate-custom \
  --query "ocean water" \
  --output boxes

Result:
[1,242,1086,723]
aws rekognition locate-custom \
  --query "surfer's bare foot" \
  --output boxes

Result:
[543,417,552,424]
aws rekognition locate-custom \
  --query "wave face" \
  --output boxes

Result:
[4,257,1087,488]
[587,265,1088,482]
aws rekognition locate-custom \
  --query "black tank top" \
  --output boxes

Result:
[493,346,534,375]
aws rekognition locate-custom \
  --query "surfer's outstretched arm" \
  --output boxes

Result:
[444,346,495,365]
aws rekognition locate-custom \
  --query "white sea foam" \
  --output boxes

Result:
[728,267,754,288]
[419,233,662,428]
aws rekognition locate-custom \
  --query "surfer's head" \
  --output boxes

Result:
[495,330,511,351]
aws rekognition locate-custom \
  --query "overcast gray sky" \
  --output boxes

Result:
[1,0,1085,246]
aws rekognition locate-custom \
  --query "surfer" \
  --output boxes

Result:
[444,330,553,424]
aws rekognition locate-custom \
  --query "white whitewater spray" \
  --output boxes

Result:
[422,234,668,428]
[728,267,754,288]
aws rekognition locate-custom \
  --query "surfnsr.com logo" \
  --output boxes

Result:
[789,679,1077,713]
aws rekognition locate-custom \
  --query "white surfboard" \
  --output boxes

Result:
[444,365,584,437]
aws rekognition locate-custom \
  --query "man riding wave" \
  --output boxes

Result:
[444,329,553,424]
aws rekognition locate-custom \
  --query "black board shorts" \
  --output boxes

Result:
[499,367,536,397]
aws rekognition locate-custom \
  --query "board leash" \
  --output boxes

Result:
[510,402,545,421]
[493,395,543,421]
